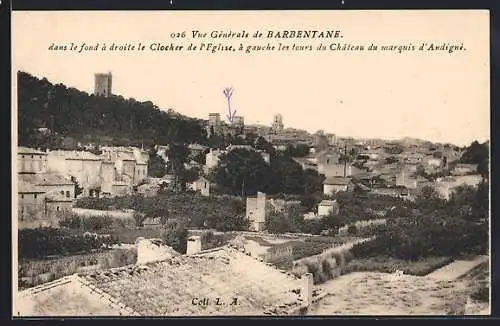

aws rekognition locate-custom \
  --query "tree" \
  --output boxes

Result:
[267,156,304,194]
[302,169,325,195]
[161,219,188,254]
[215,214,250,232]
[214,148,271,196]
[17,71,207,149]
[133,212,146,227]
[148,151,168,178]
[70,176,84,198]
[414,186,446,214]
[447,181,489,222]
[284,144,310,157]
[167,143,189,191]
[265,211,293,234]
[460,141,489,165]
[254,136,275,154]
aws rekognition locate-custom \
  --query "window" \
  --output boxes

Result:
[31,155,33,159]
[21,194,24,199]
[61,190,64,195]
[66,191,70,198]
[57,206,60,211]
[34,194,37,199]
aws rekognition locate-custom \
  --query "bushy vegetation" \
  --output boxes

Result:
[291,248,354,284]
[459,140,489,178]
[18,248,137,289]
[268,236,354,270]
[18,228,119,259]
[343,256,454,276]
[351,182,489,260]
[17,71,206,150]
[75,193,247,231]
[59,213,124,231]
[105,227,164,244]
[212,148,325,197]
[470,286,489,303]
[160,219,189,254]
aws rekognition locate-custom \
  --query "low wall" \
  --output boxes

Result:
[18,248,137,289]
[291,238,374,284]
[71,208,134,219]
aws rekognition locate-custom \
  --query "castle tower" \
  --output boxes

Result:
[208,113,221,136]
[271,114,284,134]
[94,72,112,97]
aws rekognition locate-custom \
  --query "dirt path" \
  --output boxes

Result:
[310,272,470,315]
[427,256,489,281]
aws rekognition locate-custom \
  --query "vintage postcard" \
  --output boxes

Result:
[11,10,491,316]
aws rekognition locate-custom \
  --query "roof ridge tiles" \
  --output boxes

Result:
[74,276,140,316]
[19,274,79,296]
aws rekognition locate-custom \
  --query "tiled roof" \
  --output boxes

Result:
[318,200,337,206]
[226,145,254,152]
[18,181,45,193]
[17,246,308,316]
[437,175,483,188]
[18,147,47,155]
[323,177,352,185]
[45,191,74,202]
[81,247,302,316]
[19,173,74,186]
[64,151,102,161]
[188,144,208,151]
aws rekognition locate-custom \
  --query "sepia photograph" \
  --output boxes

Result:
[11,10,491,317]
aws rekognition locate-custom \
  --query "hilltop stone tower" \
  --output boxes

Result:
[94,72,112,97]
[208,113,221,136]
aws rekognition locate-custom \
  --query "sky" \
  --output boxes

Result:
[11,10,490,146]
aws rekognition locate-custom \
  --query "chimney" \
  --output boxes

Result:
[301,273,313,307]
[186,235,202,255]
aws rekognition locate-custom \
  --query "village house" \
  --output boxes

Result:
[323,177,354,196]
[371,187,414,201]
[317,199,339,217]
[15,238,323,316]
[188,176,211,197]
[45,146,149,198]
[434,175,484,200]
[320,163,365,178]
[17,147,76,228]
[267,198,302,213]
[187,143,209,157]
[17,147,48,174]
[451,163,478,176]
[395,170,418,189]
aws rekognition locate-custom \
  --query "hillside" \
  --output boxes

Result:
[17,71,207,150]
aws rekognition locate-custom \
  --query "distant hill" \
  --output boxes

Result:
[17,71,207,150]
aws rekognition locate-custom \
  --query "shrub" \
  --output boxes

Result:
[18,228,119,259]
[351,216,488,260]
[343,256,454,276]
[59,214,121,232]
[160,219,188,254]
[347,225,357,235]
[471,286,489,303]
